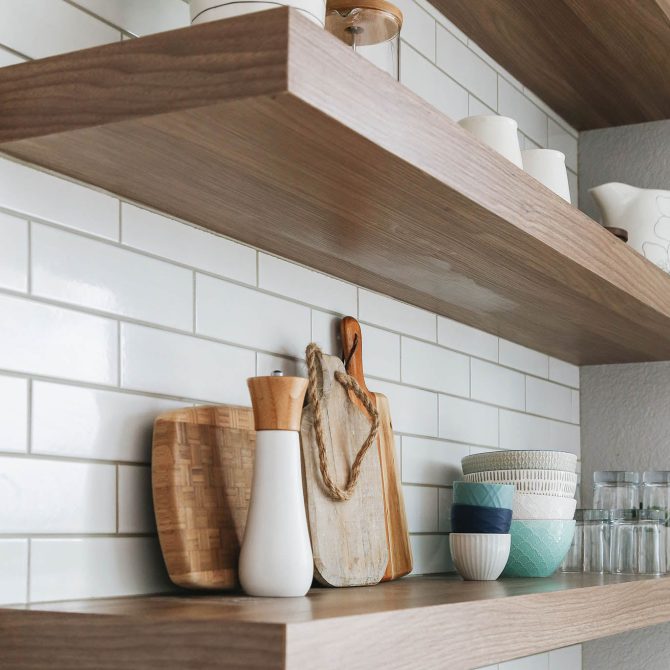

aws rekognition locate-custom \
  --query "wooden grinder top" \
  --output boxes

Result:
[247,374,308,431]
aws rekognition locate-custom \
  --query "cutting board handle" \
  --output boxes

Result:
[341,316,370,397]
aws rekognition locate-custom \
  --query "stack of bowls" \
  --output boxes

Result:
[461,451,578,577]
[449,481,514,580]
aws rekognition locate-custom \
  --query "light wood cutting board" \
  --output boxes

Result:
[341,317,413,581]
[152,405,255,590]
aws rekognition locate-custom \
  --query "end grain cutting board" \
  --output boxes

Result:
[152,405,255,590]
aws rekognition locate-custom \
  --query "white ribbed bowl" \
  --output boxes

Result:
[463,469,577,498]
[462,450,577,475]
[513,493,577,520]
[449,533,511,581]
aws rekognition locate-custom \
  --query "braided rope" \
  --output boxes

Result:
[305,343,379,502]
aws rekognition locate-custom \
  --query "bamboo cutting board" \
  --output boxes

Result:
[152,405,255,590]
[341,317,413,581]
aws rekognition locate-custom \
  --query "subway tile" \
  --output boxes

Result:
[359,289,436,341]
[499,340,549,378]
[548,119,578,172]
[439,396,498,447]
[257,353,307,378]
[0,375,28,453]
[32,224,193,330]
[548,357,579,388]
[0,540,28,605]
[118,465,155,533]
[437,316,498,361]
[0,46,26,66]
[498,78,548,147]
[0,158,119,239]
[121,203,256,285]
[121,323,255,404]
[373,381,438,437]
[524,87,578,140]
[0,294,118,384]
[436,26,497,110]
[571,390,580,425]
[413,0,467,42]
[391,0,435,60]
[549,645,582,670]
[401,337,469,396]
[469,41,524,90]
[31,381,184,462]
[471,359,525,410]
[196,274,310,358]
[0,456,115,533]
[500,653,549,670]
[402,437,468,486]
[438,487,453,532]
[474,666,498,670]
[526,377,573,422]
[402,485,438,532]
[522,133,542,151]
[499,410,580,455]
[410,534,452,574]
[468,94,496,117]
[0,211,28,291]
[30,537,172,602]
[258,253,357,315]
[361,324,400,381]
[400,41,469,121]
[311,310,341,357]
[0,0,120,58]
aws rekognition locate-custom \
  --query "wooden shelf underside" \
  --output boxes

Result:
[3,574,670,669]
[2,9,670,364]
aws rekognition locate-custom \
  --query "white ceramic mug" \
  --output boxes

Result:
[190,0,326,27]
[521,149,571,203]
[457,115,523,168]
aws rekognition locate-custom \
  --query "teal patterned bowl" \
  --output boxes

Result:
[453,481,515,509]
[502,519,576,577]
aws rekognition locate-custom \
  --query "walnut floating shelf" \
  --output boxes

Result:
[3,575,670,669]
[1,8,670,364]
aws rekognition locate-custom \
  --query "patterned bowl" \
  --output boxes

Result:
[502,519,576,577]
[453,481,515,509]
[462,450,577,475]
[462,469,577,498]
[513,493,577,520]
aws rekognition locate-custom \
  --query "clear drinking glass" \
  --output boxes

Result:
[583,509,611,574]
[610,509,666,575]
[561,509,584,572]
[642,471,670,568]
[593,471,640,510]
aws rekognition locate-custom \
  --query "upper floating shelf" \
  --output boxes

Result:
[428,0,670,130]
[1,8,670,364]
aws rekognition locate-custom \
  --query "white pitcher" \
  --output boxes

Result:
[590,182,670,273]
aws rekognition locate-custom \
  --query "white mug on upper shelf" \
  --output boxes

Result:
[521,149,571,203]
[457,115,523,168]
[190,0,326,27]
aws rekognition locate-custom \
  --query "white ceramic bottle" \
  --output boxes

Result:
[239,372,313,597]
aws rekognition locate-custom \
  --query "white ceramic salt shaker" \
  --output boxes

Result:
[239,371,313,597]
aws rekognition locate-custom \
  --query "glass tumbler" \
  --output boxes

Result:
[593,471,640,510]
[610,509,666,575]
[583,509,611,573]
[561,510,584,572]
[642,471,670,564]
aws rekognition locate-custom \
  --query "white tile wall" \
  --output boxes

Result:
[0,2,581,666]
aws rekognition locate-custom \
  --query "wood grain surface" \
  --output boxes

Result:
[2,9,670,363]
[152,405,255,589]
[300,351,387,587]
[341,317,412,581]
[4,574,670,669]
[247,375,307,431]
[428,0,670,130]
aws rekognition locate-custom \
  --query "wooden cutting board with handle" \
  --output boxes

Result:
[152,405,255,590]
[341,317,413,581]
[300,346,388,587]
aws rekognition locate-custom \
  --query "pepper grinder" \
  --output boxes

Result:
[240,371,313,597]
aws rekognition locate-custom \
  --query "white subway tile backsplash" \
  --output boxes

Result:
[410,534,452,574]
[468,41,524,91]
[526,377,573,422]
[121,204,256,285]
[548,357,580,388]
[436,25,497,110]
[402,436,468,486]
[196,274,310,358]
[0,457,115,533]
[0,294,118,384]
[32,224,193,330]
[500,653,549,670]
[0,540,28,605]
[391,0,435,60]
[32,382,184,462]
[400,41,469,121]
[401,337,470,396]
[359,289,436,341]
[0,158,119,239]
[0,45,25,65]
[0,211,28,292]
[258,254,356,315]
[256,353,307,378]
[373,381,438,437]
[413,0,467,42]
[468,94,496,117]
[30,537,171,602]
[439,396,498,447]
[121,323,255,404]
[437,487,453,532]
[549,645,582,670]
[498,78,548,147]
[0,375,28,453]
[499,410,580,456]
[548,119,578,172]
[402,485,438,532]
[361,324,400,381]
[311,310,341,356]
[438,316,498,361]
[118,465,155,533]
[471,359,525,410]
[499,340,549,378]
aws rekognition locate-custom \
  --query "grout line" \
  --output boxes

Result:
[0,532,157,539]
[62,0,139,38]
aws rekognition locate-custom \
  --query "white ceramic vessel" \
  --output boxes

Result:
[449,533,511,581]
[461,450,577,475]
[521,149,571,202]
[457,115,523,168]
[513,492,577,520]
[190,0,326,27]
[590,182,670,272]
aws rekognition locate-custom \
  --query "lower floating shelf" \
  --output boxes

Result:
[2,573,670,669]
